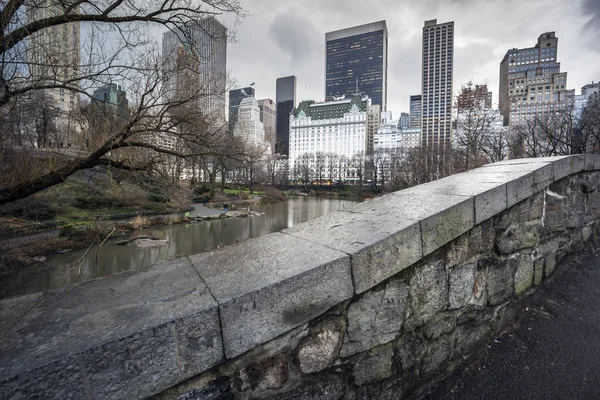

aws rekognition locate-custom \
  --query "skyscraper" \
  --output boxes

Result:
[421,19,454,147]
[258,99,277,153]
[27,1,81,144]
[275,76,297,155]
[228,87,255,134]
[234,97,268,150]
[399,112,410,129]
[92,84,129,118]
[409,95,422,128]
[499,32,573,130]
[163,17,227,121]
[325,21,388,111]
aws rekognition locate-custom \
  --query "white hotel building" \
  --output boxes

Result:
[289,95,371,181]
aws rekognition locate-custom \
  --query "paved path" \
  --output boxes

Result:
[426,243,600,400]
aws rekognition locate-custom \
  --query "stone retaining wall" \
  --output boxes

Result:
[2,155,600,400]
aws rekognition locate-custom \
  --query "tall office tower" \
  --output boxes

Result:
[233,97,268,150]
[366,103,381,154]
[228,87,255,134]
[421,19,454,147]
[399,112,411,129]
[325,21,388,111]
[409,95,422,128]
[27,1,80,143]
[275,75,297,155]
[258,99,277,153]
[163,17,227,121]
[499,32,574,130]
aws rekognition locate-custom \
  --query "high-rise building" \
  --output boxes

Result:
[27,1,81,145]
[163,17,227,121]
[275,76,297,155]
[234,97,269,151]
[499,32,574,130]
[228,87,255,134]
[92,84,129,117]
[421,19,454,147]
[399,112,410,129]
[258,99,277,154]
[325,21,388,111]
[366,104,381,154]
[409,95,422,128]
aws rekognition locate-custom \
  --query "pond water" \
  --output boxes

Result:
[1,198,358,299]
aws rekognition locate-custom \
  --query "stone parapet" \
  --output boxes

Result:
[2,155,600,399]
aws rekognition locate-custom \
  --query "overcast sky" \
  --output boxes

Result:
[221,0,600,115]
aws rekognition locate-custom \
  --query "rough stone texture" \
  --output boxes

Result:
[423,313,456,340]
[421,337,452,376]
[0,259,222,400]
[514,254,534,296]
[352,344,394,386]
[544,189,566,231]
[297,318,344,374]
[176,377,233,400]
[486,257,516,305]
[285,210,422,294]
[449,263,476,309]
[496,221,539,255]
[453,323,492,355]
[534,258,545,286]
[277,373,349,400]
[189,233,353,359]
[406,260,448,329]
[341,279,409,357]
[236,354,289,391]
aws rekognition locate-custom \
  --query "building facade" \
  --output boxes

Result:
[409,95,422,128]
[276,76,297,155]
[229,87,255,134]
[27,1,81,147]
[92,84,128,117]
[289,95,370,181]
[163,17,227,121]
[258,99,277,154]
[399,112,410,129]
[374,120,421,159]
[325,21,388,111]
[234,97,269,152]
[499,32,574,130]
[366,103,381,154]
[421,19,454,148]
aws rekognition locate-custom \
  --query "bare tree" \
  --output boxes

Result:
[0,0,246,206]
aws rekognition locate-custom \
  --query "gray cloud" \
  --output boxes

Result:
[268,13,320,66]
[582,0,600,51]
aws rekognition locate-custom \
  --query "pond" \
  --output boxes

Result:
[1,198,359,299]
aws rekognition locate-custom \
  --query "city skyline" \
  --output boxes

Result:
[223,0,600,115]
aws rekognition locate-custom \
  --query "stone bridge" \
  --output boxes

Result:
[2,155,600,399]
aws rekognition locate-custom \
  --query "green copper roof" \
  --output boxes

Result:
[294,95,367,120]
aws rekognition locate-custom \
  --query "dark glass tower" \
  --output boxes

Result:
[275,76,296,155]
[228,87,255,134]
[325,21,388,111]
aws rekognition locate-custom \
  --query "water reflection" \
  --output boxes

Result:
[1,198,357,298]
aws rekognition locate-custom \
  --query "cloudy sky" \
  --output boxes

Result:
[221,0,600,115]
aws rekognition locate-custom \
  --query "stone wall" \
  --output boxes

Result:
[2,155,600,400]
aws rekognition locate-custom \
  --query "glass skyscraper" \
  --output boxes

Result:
[276,76,296,155]
[325,21,388,111]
